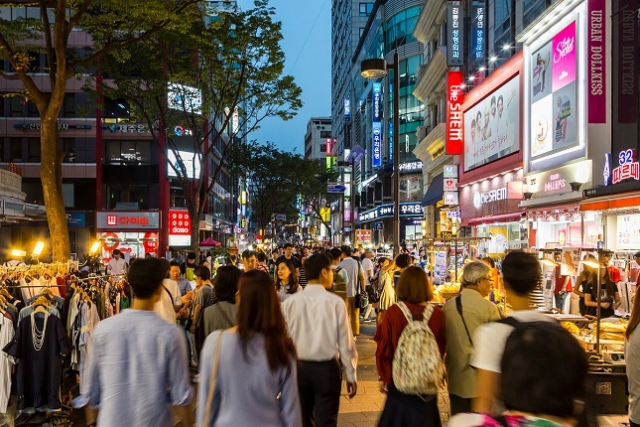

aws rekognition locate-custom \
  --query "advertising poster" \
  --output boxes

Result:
[561,247,581,276]
[464,75,520,171]
[530,20,578,160]
[400,175,422,202]
[617,214,640,249]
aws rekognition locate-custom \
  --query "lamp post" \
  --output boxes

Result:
[361,52,400,256]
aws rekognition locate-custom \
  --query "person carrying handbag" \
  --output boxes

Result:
[196,270,300,427]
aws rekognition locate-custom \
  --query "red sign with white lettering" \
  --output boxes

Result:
[96,212,160,229]
[446,71,465,155]
[169,210,191,235]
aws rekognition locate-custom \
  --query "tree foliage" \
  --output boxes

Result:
[97,0,302,250]
[0,0,203,260]
[229,141,324,237]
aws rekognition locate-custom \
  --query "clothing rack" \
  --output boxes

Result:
[0,274,126,288]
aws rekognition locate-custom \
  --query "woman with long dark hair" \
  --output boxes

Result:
[196,270,301,426]
[583,262,619,318]
[275,259,301,303]
[626,291,640,427]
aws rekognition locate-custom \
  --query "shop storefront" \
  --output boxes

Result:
[458,51,525,257]
[357,202,425,246]
[96,211,161,262]
[520,160,595,248]
[459,169,527,256]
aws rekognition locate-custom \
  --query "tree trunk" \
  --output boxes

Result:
[189,208,201,253]
[40,118,71,261]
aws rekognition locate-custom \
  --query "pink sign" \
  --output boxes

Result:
[588,0,606,123]
[552,21,576,91]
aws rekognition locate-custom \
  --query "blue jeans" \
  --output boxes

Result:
[555,292,568,313]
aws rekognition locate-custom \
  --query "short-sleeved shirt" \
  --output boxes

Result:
[471,310,554,374]
[338,258,364,298]
[154,279,182,324]
[72,310,193,426]
[361,258,374,280]
[175,278,192,296]
[195,284,214,327]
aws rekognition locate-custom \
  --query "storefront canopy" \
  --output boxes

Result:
[421,174,443,207]
[199,237,221,247]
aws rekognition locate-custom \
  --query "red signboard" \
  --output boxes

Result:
[169,210,191,235]
[446,71,465,155]
[326,138,332,156]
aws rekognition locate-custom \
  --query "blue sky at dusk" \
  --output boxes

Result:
[237,0,332,154]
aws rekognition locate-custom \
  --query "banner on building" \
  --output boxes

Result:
[344,98,351,123]
[446,71,464,155]
[372,121,382,167]
[372,83,382,122]
[470,1,486,65]
[446,1,464,66]
[588,0,606,123]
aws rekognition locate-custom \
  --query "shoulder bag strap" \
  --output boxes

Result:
[203,331,225,426]
[162,285,173,304]
[215,303,234,326]
[456,295,474,346]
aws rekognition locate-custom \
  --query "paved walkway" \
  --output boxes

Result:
[338,323,451,427]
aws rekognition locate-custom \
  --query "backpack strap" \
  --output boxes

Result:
[498,316,521,328]
[396,301,434,324]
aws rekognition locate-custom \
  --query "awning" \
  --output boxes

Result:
[580,191,640,212]
[421,174,443,207]
[463,212,524,226]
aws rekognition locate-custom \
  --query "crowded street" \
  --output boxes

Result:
[0,0,637,426]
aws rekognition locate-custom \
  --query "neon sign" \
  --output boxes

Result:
[612,149,640,185]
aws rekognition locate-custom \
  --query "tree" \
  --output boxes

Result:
[0,0,202,261]
[97,0,302,250]
[298,170,340,238]
[230,141,323,240]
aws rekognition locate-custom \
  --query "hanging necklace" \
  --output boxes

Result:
[30,311,50,352]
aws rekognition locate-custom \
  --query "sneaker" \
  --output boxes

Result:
[364,319,373,323]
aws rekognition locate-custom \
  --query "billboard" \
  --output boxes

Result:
[530,20,578,159]
[464,75,520,171]
[446,71,465,155]
[372,122,382,167]
[168,150,202,179]
[167,83,202,115]
[446,2,464,66]
[344,98,351,123]
[168,210,191,247]
[372,83,382,122]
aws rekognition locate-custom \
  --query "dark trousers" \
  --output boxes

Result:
[298,359,342,427]
[449,394,472,416]
[631,421,640,427]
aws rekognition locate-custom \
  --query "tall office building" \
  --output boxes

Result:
[331,0,374,157]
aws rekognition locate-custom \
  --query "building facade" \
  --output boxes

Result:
[304,117,332,162]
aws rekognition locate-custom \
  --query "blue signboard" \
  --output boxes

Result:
[344,98,351,123]
[66,212,86,228]
[327,184,346,194]
[470,2,485,64]
[372,83,382,122]
[372,122,382,167]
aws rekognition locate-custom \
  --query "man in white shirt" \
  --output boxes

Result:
[154,276,182,325]
[338,246,365,336]
[471,251,553,413]
[359,250,375,323]
[282,253,358,427]
[106,249,127,275]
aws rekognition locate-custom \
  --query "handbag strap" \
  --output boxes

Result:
[215,303,234,327]
[456,295,474,346]
[203,331,224,426]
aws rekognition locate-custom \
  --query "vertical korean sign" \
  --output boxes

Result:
[447,1,464,66]
[446,71,464,155]
[588,0,606,123]
[344,98,351,123]
[470,1,486,65]
[372,82,382,167]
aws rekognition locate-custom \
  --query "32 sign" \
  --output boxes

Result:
[612,149,640,185]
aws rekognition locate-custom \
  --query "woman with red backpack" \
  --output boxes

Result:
[375,265,446,426]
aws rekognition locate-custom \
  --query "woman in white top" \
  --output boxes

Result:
[275,259,301,303]
[626,290,640,427]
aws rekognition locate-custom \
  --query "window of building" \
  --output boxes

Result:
[320,130,332,138]
[27,101,39,117]
[523,0,554,29]
[359,27,365,38]
[62,93,75,118]
[61,138,75,163]
[106,140,152,165]
[10,95,23,117]
[359,3,373,17]
[494,0,514,57]
[27,138,40,162]
[385,6,422,53]
[320,144,326,153]
[9,138,22,162]
[104,98,130,119]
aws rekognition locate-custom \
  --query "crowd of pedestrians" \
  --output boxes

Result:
[76,246,617,427]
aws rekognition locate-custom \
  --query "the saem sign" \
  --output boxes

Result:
[446,71,464,155]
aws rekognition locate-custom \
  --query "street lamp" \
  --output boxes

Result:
[361,52,400,256]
